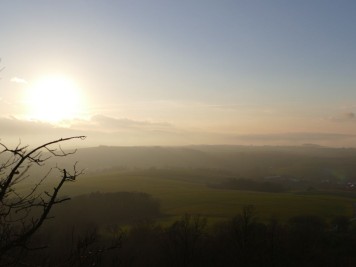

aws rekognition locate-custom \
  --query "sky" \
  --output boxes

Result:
[1,0,356,147]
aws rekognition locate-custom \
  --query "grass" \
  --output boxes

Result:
[62,170,356,225]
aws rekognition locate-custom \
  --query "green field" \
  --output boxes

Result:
[59,169,355,225]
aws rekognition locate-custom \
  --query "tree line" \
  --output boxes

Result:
[7,205,356,267]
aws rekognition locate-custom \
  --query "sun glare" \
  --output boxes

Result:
[25,75,84,122]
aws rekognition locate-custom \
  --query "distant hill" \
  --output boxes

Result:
[52,145,356,181]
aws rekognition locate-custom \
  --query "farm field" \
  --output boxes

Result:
[61,169,355,225]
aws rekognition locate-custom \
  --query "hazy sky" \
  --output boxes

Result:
[1,0,356,146]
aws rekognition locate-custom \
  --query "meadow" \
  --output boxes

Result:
[62,168,355,225]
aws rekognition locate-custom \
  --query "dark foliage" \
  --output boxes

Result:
[51,191,161,226]
[7,204,356,267]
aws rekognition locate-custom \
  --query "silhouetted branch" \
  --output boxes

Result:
[0,136,86,264]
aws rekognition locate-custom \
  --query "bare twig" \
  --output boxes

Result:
[0,136,86,261]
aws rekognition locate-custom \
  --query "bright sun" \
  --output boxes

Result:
[25,75,84,122]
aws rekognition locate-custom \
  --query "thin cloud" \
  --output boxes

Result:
[10,77,28,84]
[69,114,174,132]
[234,132,356,142]
[0,116,62,135]
[329,112,356,122]
[342,112,355,120]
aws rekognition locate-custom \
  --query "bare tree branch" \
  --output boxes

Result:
[0,136,86,263]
